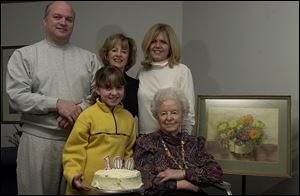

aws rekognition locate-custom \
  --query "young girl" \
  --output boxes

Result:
[63,65,136,195]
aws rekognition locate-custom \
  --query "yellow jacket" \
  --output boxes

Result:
[63,100,136,195]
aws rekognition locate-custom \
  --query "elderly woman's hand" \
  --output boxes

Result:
[157,168,185,183]
[177,180,199,192]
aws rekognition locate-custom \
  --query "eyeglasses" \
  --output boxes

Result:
[158,110,180,119]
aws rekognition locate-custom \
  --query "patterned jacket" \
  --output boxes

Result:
[134,130,223,195]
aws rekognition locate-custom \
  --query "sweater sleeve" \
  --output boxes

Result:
[6,48,58,114]
[179,65,195,134]
[63,114,90,187]
[134,135,176,195]
[184,136,224,186]
[78,53,101,111]
[124,118,136,159]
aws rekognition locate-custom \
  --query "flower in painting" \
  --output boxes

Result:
[217,114,265,151]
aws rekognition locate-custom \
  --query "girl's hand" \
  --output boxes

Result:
[72,173,91,191]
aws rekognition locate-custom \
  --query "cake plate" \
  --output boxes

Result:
[91,186,144,195]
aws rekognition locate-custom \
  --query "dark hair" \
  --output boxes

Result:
[44,2,52,18]
[89,65,126,104]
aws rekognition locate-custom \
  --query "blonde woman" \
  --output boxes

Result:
[138,24,195,135]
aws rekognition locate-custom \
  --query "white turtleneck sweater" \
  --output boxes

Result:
[137,60,195,134]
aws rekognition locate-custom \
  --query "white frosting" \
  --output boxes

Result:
[91,169,143,190]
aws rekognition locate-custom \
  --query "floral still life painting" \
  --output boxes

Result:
[217,114,265,155]
[196,95,291,177]
[205,107,279,163]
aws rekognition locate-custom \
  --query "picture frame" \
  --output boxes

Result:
[1,45,25,124]
[196,95,292,177]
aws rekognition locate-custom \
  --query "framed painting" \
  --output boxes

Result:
[1,45,25,124]
[196,95,292,177]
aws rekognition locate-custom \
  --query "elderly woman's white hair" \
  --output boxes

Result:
[151,87,190,120]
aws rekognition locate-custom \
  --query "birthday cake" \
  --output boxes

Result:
[91,156,143,191]
[91,169,143,190]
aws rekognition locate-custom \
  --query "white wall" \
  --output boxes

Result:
[1,1,299,195]
[182,1,299,195]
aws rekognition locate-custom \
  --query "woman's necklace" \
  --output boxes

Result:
[161,136,188,170]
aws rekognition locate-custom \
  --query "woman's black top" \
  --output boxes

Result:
[123,73,139,117]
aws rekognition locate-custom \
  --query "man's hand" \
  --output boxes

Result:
[56,99,82,127]
[57,115,70,128]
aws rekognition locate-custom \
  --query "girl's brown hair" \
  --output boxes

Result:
[89,65,126,104]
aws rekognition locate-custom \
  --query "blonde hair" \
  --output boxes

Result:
[99,33,137,72]
[141,24,181,69]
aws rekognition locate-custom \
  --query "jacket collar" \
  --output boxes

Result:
[96,98,123,113]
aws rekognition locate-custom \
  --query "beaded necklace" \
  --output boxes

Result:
[161,136,188,169]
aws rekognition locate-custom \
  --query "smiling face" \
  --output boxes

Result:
[149,32,170,62]
[158,99,183,136]
[95,83,124,109]
[43,1,75,45]
[106,42,129,72]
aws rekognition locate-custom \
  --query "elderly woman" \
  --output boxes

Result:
[134,87,223,195]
